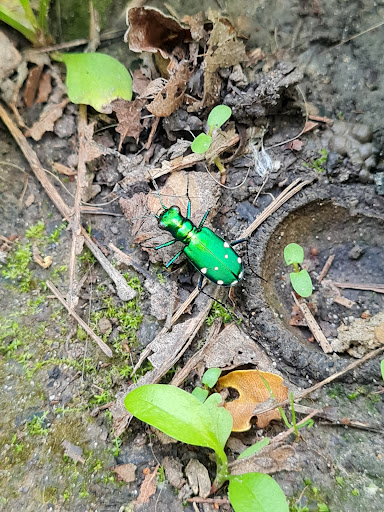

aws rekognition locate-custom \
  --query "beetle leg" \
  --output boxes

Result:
[155,239,177,250]
[230,237,248,247]
[165,249,183,268]
[197,275,204,290]
[198,209,210,229]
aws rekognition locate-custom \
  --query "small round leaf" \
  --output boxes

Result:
[202,368,221,388]
[207,105,232,129]
[229,473,288,512]
[191,133,212,153]
[284,243,304,266]
[191,387,209,403]
[290,269,313,298]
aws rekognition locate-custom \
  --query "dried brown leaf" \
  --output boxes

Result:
[230,442,298,476]
[125,7,190,59]
[147,62,191,117]
[62,440,85,464]
[136,464,159,503]
[111,98,145,149]
[25,98,69,141]
[217,370,288,431]
[32,243,52,269]
[112,463,137,483]
[36,71,52,104]
[182,12,207,41]
[185,459,211,498]
[24,65,43,107]
[302,121,319,134]
[132,69,151,96]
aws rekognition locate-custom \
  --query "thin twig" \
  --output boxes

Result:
[187,497,230,505]
[333,282,384,294]
[46,281,112,357]
[318,254,335,283]
[241,178,311,239]
[321,19,384,54]
[253,345,384,417]
[68,104,88,310]
[292,293,333,353]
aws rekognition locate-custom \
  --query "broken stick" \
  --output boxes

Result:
[292,292,333,353]
[318,254,335,283]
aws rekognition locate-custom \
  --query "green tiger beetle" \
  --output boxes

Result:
[154,182,246,291]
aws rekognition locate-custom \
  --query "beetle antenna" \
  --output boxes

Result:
[147,169,167,210]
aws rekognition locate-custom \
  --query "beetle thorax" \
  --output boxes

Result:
[158,206,195,243]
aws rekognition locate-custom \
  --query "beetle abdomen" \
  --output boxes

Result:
[184,227,243,286]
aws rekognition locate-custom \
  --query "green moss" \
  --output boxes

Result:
[26,412,49,436]
[41,486,58,504]
[2,242,33,291]
[26,221,46,239]
[303,149,328,173]
[206,302,232,326]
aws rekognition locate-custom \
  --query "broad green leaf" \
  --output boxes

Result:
[202,368,221,388]
[381,359,384,381]
[57,53,133,113]
[237,438,270,460]
[192,387,209,403]
[191,133,212,153]
[284,243,304,265]
[0,0,37,42]
[290,269,313,298]
[125,385,232,456]
[228,473,288,512]
[207,105,232,129]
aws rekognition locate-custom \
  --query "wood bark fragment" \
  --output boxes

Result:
[318,254,335,283]
[333,282,384,294]
[292,293,333,353]
[333,296,356,308]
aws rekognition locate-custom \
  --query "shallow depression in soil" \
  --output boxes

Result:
[262,200,384,346]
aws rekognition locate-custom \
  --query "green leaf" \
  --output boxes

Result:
[284,243,304,265]
[0,0,38,43]
[318,504,329,512]
[56,53,133,113]
[202,368,221,388]
[192,387,209,403]
[207,105,232,129]
[381,359,384,381]
[290,269,313,298]
[237,438,270,460]
[125,385,232,456]
[191,133,212,154]
[228,473,288,512]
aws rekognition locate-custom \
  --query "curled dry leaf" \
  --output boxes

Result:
[185,459,211,498]
[125,7,190,59]
[147,61,192,117]
[62,440,85,464]
[230,442,297,476]
[217,370,288,432]
[136,464,159,504]
[32,243,52,269]
[111,97,146,150]
[25,98,69,141]
[112,463,137,483]
[201,12,247,107]
[132,69,151,96]
[24,65,43,107]
[36,71,52,104]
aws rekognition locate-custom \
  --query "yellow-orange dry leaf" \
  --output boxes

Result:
[217,370,288,432]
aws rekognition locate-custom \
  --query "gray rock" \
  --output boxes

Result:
[54,115,76,138]
[374,172,384,195]
[348,244,365,260]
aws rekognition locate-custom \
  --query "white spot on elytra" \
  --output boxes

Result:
[239,270,244,279]
[231,280,238,286]
[214,266,219,271]
[224,242,229,248]
[217,280,224,285]
[237,257,242,264]
[225,254,229,259]
[201,267,207,274]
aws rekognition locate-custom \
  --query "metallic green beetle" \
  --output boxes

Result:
[155,201,245,289]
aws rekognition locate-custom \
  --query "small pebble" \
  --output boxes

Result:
[348,244,365,260]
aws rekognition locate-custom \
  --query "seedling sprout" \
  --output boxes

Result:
[284,243,313,298]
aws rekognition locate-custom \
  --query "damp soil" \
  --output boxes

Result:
[1,1,384,512]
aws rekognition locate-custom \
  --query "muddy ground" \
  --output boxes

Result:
[1,1,384,512]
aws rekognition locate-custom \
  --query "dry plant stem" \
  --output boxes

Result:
[292,293,333,353]
[46,281,112,357]
[253,345,384,417]
[68,104,87,311]
[318,254,335,283]
[171,317,222,387]
[145,116,160,150]
[0,102,136,302]
[148,133,240,180]
[109,242,159,282]
[241,178,311,239]
[293,403,383,434]
[132,282,208,376]
[333,282,384,294]
[187,497,230,505]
